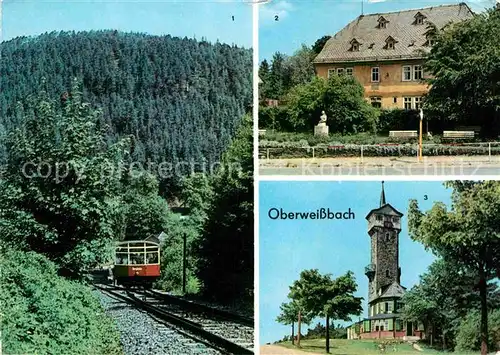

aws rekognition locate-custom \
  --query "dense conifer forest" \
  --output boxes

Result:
[0,30,252,192]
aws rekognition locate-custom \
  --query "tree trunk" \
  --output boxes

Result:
[325,314,330,353]
[291,322,295,345]
[297,310,301,348]
[479,266,488,355]
[429,322,433,347]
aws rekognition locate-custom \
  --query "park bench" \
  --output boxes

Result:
[258,129,267,136]
[456,126,481,134]
[442,131,475,140]
[389,130,418,138]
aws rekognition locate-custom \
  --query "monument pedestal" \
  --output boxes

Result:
[314,123,329,136]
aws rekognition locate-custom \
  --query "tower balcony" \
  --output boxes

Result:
[365,264,376,279]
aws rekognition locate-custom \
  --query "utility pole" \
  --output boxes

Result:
[419,109,424,162]
[180,215,188,294]
[182,231,187,294]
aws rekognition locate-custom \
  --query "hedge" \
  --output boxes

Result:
[259,143,500,159]
[0,249,123,355]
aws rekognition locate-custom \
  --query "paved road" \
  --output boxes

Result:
[260,165,500,176]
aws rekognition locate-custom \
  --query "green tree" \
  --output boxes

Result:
[312,35,332,55]
[0,83,129,276]
[285,45,316,88]
[408,181,500,355]
[196,114,253,302]
[289,269,362,352]
[424,7,500,136]
[401,258,483,349]
[276,301,313,345]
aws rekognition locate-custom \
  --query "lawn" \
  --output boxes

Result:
[276,338,479,355]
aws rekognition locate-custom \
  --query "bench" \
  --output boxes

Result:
[258,129,266,136]
[389,130,418,138]
[456,126,481,134]
[443,131,475,139]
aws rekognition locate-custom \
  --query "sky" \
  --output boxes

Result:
[259,180,453,344]
[1,0,253,48]
[258,0,495,61]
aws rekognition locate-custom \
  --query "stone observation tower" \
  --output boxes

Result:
[346,182,425,339]
[365,181,403,304]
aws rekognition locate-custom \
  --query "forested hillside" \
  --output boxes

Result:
[0,30,252,192]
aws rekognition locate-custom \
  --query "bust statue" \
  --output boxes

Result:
[318,111,327,126]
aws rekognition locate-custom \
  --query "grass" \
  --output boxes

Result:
[275,338,480,355]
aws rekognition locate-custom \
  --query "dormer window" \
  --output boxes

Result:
[377,16,389,29]
[350,38,361,52]
[385,36,397,50]
[414,12,426,25]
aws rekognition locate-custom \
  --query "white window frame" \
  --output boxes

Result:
[414,96,423,110]
[402,65,412,81]
[413,65,423,80]
[404,97,412,110]
[416,16,424,25]
[371,67,380,83]
[346,67,353,76]
[337,68,345,75]
[328,68,336,78]
[387,41,395,50]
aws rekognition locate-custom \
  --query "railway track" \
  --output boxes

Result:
[95,284,254,354]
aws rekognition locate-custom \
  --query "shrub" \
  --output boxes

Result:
[0,249,123,355]
[455,309,500,352]
[259,106,293,131]
[376,108,420,133]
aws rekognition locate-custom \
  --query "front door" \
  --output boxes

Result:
[406,321,413,336]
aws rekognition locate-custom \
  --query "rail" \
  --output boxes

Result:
[259,141,500,161]
[95,285,253,355]
[148,289,254,327]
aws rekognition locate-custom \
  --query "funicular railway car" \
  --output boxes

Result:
[113,239,160,288]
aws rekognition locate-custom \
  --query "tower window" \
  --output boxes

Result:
[385,232,390,241]
[376,215,383,221]
[386,269,390,277]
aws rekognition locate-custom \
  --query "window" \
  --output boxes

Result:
[415,97,423,110]
[393,216,399,222]
[404,97,412,110]
[378,16,388,29]
[385,302,389,312]
[387,41,395,50]
[371,97,382,108]
[386,270,390,278]
[415,12,426,25]
[385,232,390,241]
[346,68,353,76]
[413,65,423,80]
[328,69,336,78]
[393,97,397,104]
[402,65,412,81]
[376,215,383,221]
[337,68,345,75]
[350,39,361,52]
[371,67,380,82]
[388,302,393,313]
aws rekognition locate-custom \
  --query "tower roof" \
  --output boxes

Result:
[366,182,403,219]
[380,181,386,207]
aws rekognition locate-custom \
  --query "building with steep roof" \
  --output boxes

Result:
[313,3,474,109]
[347,182,424,340]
